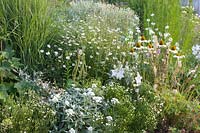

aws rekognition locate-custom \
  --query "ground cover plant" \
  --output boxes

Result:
[0,0,200,132]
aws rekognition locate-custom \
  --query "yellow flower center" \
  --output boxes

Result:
[170,45,176,50]
[135,42,141,48]
[130,48,134,53]
[148,43,153,48]
[141,35,146,41]
[159,40,164,45]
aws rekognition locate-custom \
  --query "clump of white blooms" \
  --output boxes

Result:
[192,44,200,60]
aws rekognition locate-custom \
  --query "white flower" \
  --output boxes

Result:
[150,13,155,17]
[63,65,66,68]
[106,116,113,122]
[147,19,150,22]
[165,25,169,29]
[111,98,120,104]
[111,66,125,80]
[135,72,142,86]
[92,96,103,103]
[65,109,75,116]
[54,51,58,56]
[47,44,51,48]
[46,52,50,56]
[58,48,63,51]
[87,126,93,132]
[151,22,155,26]
[69,128,75,133]
[92,84,97,88]
[66,56,70,60]
[108,52,112,56]
[40,50,44,53]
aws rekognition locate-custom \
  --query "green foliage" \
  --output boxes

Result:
[0,90,55,133]
[0,0,58,69]
[103,82,163,132]
[0,49,21,102]
[161,89,200,130]
[0,49,40,102]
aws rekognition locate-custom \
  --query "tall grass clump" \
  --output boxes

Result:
[0,0,58,69]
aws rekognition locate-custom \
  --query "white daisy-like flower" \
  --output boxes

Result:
[165,25,169,29]
[66,56,70,60]
[54,51,58,56]
[63,65,66,68]
[46,52,50,56]
[40,49,44,53]
[150,13,155,17]
[47,44,51,48]
[58,48,63,51]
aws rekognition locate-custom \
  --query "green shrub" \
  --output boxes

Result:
[103,82,163,132]
[0,90,55,133]
[161,89,200,130]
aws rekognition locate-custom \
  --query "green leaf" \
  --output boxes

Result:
[14,80,39,95]
[0,91,7,102]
